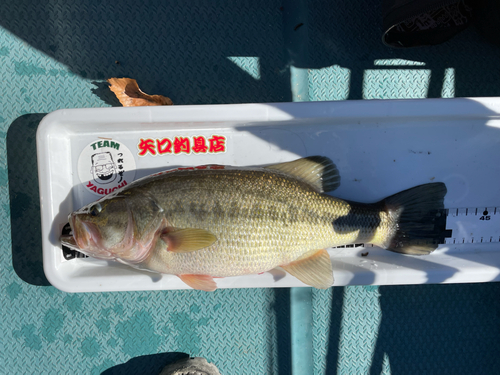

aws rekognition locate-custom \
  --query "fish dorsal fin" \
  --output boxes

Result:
[179,274,217,292]
[161,228,217,253]
[265,156,340,192]
[281,249,333,289]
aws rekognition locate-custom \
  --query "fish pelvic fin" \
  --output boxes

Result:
[281,249,333,289]
[376,182,447,255]
[161,227,217,253]
[265,156,340,193]
[179,274,217,292]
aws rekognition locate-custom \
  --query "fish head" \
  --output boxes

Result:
[62,194,165,262]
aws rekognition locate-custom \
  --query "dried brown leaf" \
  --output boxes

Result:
[107,78,173,107]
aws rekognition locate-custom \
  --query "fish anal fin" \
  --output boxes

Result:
[281,249,333,289]
[179,274,217,292]
[265,156,340,193]
[161,227,217,253]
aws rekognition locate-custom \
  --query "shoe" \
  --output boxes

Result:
[160,357,221,375]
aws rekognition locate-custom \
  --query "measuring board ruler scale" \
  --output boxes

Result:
[60,206,500,261]
[443,207,500,245]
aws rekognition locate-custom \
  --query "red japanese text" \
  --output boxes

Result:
[137,135,227,157]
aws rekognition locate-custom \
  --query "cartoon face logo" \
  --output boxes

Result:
[79,140,136,196]
[91,152,117,184]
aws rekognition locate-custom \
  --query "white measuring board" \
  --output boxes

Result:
[37,97,500,292]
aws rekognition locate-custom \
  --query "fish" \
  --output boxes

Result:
[60,156,447,291]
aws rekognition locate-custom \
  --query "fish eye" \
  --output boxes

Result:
[89,203,102,216]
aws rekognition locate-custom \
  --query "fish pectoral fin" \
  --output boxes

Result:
[161,227,217,253]
[265,156,340,193]
[281,249,334,289]
[179,274,217,292]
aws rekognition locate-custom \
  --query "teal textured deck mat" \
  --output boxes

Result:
[2,1,500,374]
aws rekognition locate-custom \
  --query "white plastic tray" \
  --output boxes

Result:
[37,98,500,292]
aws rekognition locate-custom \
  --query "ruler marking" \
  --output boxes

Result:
[441,205,500,245]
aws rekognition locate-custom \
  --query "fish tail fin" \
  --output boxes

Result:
[376,183,447,255]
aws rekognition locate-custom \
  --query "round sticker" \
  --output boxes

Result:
[78,139,136,196]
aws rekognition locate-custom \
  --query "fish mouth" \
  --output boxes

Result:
[60,233,80,250]
[64,214,113,259]
[61,208,154,262]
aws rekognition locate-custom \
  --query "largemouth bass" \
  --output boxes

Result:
[61,156,447,291]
